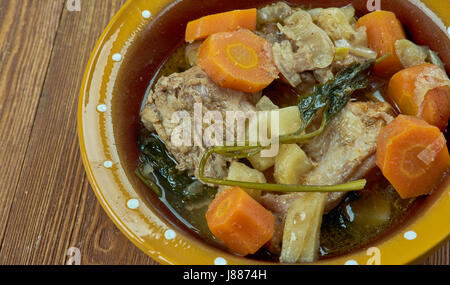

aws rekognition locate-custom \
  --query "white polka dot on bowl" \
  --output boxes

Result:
[112,53,122,62]
[214,257,227,265]
[127,199,139,210]
[404,231,417,240]
[344,260,359,265]
[97,104,107,113]
[103,161,113,168]
[142,10,151,19]
[164,229,176,240]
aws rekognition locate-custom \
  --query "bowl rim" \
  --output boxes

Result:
[78,0,450,265]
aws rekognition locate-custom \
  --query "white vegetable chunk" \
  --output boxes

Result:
[248,96,281,171]
[280,193,327,263]
[395,39,428,68]
[247,106,303,170]
[220,161,266,200]
[274,144,314,185]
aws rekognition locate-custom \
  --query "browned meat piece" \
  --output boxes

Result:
[141,66,256,179]
[260,101,394,254]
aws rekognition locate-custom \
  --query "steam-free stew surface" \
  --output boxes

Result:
[137,42,420,260]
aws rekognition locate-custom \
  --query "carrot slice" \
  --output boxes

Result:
[387,63,450,130]
[376,115,450,198]
[197,29,279,93]
[206,187,275,256]
[421,85,450,131]
[185,9,257,43]
[357,10,406,77]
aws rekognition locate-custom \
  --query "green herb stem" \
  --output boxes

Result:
[200,177,367,193]
[199,146,367,193]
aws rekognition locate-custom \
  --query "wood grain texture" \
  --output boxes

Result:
[0,0,65,250]
[0,0,447,265]
[0,0,154,265]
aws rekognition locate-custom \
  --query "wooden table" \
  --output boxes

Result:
[0,0,447,265]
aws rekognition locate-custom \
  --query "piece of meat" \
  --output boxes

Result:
[272,10,335,87]
[308,7,367,46]
[141,66,256,179]
[260,101,394,254]
[257,2,293,25]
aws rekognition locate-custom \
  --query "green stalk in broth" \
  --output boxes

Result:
[198,147,367,193]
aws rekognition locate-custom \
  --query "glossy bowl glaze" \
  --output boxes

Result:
[78,0,450,265]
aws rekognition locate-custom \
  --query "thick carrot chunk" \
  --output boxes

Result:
[185,9,257,43]
[357,10,406,77]
[206,187,275,256]
[376,115,450,198]
[197,29,279,93]
[387,63,450,130]
[421,86,450,131]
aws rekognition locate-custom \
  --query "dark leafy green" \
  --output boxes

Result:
[280,60,375,143]
[136,129,216,201]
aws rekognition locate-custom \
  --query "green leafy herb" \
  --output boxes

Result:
[279,60,374,144]
[136,130,216,201]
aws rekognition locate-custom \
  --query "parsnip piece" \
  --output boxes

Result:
[280,193,327,263]
[277,106,303,136]
[247,105,303,171]
[220,161,266,200]
[274,144,314,185]
[248,97,279,171]
[297,193,327,262]
[248,106,302,140]
[248,153,277,172]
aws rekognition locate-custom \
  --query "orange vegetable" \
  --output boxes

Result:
[387,63,450,130]
[357,10,406,77]
[197,29,279,93]
[421,85,450,131]
[185,9,257,43]
[206,187,275,256]
[376,115,450,198]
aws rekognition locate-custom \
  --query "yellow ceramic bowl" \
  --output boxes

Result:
[78,0,450,265]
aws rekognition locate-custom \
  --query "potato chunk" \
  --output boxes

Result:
[249,97,279,171]
[248,106,302,140]
[247,105,303,171]
[221,161,266,199]
[248,153,277,172]
[274,144,314,184]
[277,106,303,136]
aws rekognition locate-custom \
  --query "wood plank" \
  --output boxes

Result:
[0,0,154,264]
[423,243,449,265]
[68,181,158,265]
[0,0,65,250]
